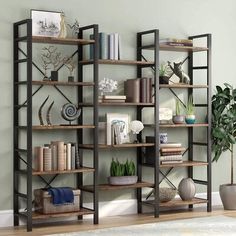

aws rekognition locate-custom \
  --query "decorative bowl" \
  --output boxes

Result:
[108,176,138,185]
[159,187,177,202]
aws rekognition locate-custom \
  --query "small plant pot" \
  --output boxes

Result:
[159,76,169,84]
[185,114,196,124]
[173,115,185,124]
[108,176,138,185]
[51,71,58,81]
[68,76,74,82]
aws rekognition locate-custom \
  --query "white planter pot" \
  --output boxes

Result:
[108,176,138,185]
[220,184,236,210]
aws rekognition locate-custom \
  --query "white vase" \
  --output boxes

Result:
[178,178,196,201]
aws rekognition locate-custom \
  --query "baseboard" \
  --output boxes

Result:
[0,192,222,228]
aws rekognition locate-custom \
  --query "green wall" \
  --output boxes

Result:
[0,0,236,210]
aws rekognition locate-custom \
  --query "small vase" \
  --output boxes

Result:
[68,76,74,82]
[173,115,185,124]
[51,71,58,81]
[185,114,196,124]
[178,178,196,201]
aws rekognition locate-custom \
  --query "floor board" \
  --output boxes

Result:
[1,206,236,236]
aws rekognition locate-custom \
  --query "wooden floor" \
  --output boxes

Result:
[1,206,236,236]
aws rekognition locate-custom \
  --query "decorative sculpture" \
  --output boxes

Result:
[61,103,81,125]
[38,96,50,125]
[168,61,190,84]
[58,12,67,38]
[99,78,118,95]
[129,120,144,143]
[64,56,76,82]
[46,101,54,125]
[67,19,80,36]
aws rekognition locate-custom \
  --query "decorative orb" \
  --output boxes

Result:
[130,120,144,134]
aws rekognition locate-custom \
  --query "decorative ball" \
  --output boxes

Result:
[159,187,177,202]
[178,178,196,201]
[61,103,81,122]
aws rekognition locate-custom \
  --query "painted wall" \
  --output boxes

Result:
[0,0,236,211]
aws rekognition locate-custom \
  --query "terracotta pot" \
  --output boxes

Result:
[220,184,236,210]
[178,178,196,201]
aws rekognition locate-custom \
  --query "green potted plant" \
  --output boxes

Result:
[108,159,137,185]
[185,95,196,124]
[212,83,236,209]
[159,62,171,84]
[173,99,185,124]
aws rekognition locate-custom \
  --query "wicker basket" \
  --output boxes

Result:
[34,189,80,214]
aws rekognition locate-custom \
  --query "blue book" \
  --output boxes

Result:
[99,32,108,59]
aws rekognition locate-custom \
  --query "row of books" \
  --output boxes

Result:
[34,141,80,172]
[160,143,184,164]
[124,77,153,103]
[90,32,120,60]
[160,38,193,47]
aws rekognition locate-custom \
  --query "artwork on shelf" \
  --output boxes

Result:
[31,9,61,37]
[106,113,130,145]
[168,61,190,84]
[38,95,54,126]
[61,103,81,125]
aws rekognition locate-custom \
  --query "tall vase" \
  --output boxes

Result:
[178,178,196,201]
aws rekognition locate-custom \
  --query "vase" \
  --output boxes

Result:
[185,114,196,124]
[220,184,236,210]
[173,115,185,124]
[51,71,58,81]
[178,178,196,201]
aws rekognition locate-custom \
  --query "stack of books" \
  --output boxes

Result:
[160,38,193,47]
[160,143,185,164]
[124,77,153,103]
[34,141,80,172]
[99,95,126,103]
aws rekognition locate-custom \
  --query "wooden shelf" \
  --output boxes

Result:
[31,207,94,220]
[28,125,95,130]
[81,182,154,192]
[79,143,155,149]
[145,123,208,128]
[32,167,95,176]
[160,161,208,168]
[159,84,208,89]
[141,44,208,52]
[79,102,154,107]
[79,59,154,66]
[32,36,94,45]
[31,80,94,87]
[144,197,208,208]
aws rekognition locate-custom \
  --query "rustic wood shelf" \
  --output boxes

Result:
[160,161,208,168]
[32,167,95,176]
[79,59,154,66]
[28,125,95,130]
[144,197,208,208]
[79,102,154,107]
[31,81,94,87]
[31,208,94,220]
[81,182,154,192]
[145,123,208,128]
[159,84,208,89]
[79,143,155,149]
[32,36,94,45]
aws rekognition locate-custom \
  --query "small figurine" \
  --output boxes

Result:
[58,12,67,38]
[168,61,190,84]
[68,19,80,36]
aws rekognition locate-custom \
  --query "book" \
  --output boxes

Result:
[140,77,147,103]
[159,143,182,148]
[114,33,119,60]
[160,155,183,161]
[57,141,65,171]
[109,33,114,59]
[51,141,58,171]
[66,143,71,170]
[102,95,126,100]
[99,32,108,59]
[161,160,183,164]
[43,147,52,171]
[161,151,183,156]
[34,146,43,172]
[102,99,126,103]
[161,147,186,153]
[124,78,140,103]
[71,144,76,170]
[160,38,193,44]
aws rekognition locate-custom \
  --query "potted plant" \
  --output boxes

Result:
[108,159,138,185]
[185,95,196,124]
[212,83,236,209]
[159,63,171,84]
[173,99,185,124]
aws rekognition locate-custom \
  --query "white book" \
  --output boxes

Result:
[114,33,119,60]
[51,144,58,171]
[66,143,71,170]
[161,160,183,164]
[160,155,183,161]
[103,95,126,100]
[159,143,182,148]
[64,144,67,170]
[71,144,76,170]
[109,34,114,59]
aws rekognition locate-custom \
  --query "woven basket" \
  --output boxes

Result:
[34,189,80,214]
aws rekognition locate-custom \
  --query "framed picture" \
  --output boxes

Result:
[31,9,61,37]
[106,113,130,145]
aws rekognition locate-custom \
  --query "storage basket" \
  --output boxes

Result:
[34,188,80,214]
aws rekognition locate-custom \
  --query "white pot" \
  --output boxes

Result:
[220,184,236,210]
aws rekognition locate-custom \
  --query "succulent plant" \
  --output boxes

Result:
[110,158,135,176]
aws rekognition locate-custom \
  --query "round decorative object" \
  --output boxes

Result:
[159,187,177,202]
[185,114,196,124]
[173,115,185,124]
[61,103,81,122]
[178,178,196,201]
[130,120,144,134]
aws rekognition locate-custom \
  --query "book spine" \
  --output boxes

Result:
[34,146,43,172]
[99,32,108,59]
[161,151,182,156]
[43,147,52,171]
[125,79,140,103]
[160,155,183,161]
[64,144,67,170]
[161,147,185,152]
[114,33,119,60]
[146,78,151,103]
[75,143,80,169]
[109,34,114,60]
[71,144,76,170]
[66,143,72,170]
[161,160,183,164]
[51,141,58,171]
[57,141,65,171]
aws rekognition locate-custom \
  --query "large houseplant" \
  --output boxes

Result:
[212,83,236,209]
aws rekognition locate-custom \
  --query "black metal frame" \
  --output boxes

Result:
[13,19,99,231]
[137,29,160,217]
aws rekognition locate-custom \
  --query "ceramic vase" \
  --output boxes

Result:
[178,178,196,201]
[185,114,196,124]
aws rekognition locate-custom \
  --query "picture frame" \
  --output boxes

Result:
[31,9,61,37]
[106,113,130,145]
